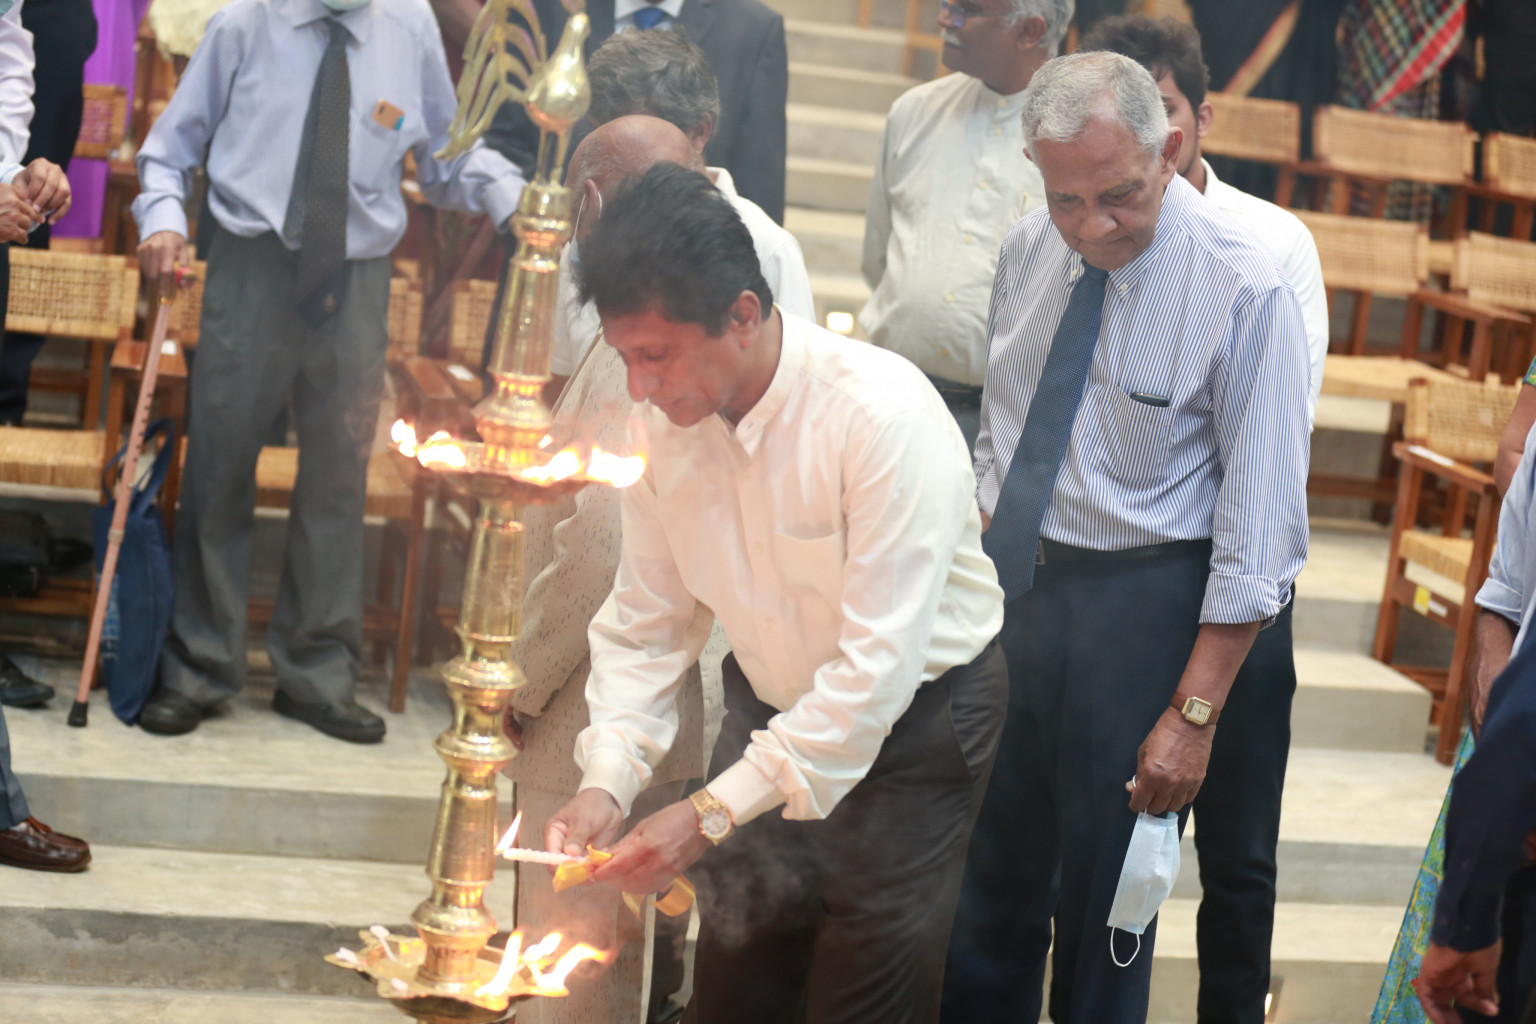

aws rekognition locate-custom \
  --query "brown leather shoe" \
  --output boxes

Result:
[0,817,91,872]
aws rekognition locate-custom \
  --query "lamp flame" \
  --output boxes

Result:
[527,943,610,996]
[521,446,583,484]
[586,446,645,487]
[391,419,418,457]
[417,431,469,470]
[495,811,521,854]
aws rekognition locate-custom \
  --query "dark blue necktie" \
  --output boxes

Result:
[983,264,1109,603]
[287,17,351,310]
[632,5,667,28]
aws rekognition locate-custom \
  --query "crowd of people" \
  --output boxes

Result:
[1,0,1535,1022]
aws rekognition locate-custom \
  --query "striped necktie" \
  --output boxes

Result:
[287,17,351,309]
[983,264,1109,603]
[632,4,667,28]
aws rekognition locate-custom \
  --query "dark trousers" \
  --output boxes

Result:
[943,540,1210,1024]
[1191,599,1296,1024]
[682,642,1007,1024]
[925,375,982,456]
[159,227,390,708]
[0,0,97,425]
[0,702,27,830]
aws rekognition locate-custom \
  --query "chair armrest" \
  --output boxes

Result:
[109,338,188,381]
[1393,441,1499,494]
[1414,289,1532,326]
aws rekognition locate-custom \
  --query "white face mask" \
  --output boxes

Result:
[320,0,371,11]
[1106,810,1180,967]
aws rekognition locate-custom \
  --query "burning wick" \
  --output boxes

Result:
[390,419,418,458]
[476,930,524,997]
[370,925,401,962]
[495,811,581,866]
[333,947,360,965]
[391,978,410,994]
[528,943,611,997]
[417,430,468,470]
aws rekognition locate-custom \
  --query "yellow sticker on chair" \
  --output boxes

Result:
[1413,585,1432,615]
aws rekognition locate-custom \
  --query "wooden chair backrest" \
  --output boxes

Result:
[448,278,497,368]
[74,84,127,161]
[387,276,423,358]
[1404,377,1521,464]
[1450,232,1536,313]
[1312,106,1475,186]
[1294,209,1429,296]
[1203,93,1301,165]
[6,249,137,340]
[1483,133,1536,201]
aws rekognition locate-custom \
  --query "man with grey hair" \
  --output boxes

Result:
[859,0,1071,449]
[942,51,1310,1023]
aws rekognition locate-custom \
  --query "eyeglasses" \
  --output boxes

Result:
[939,0,994,27]
[573,187,604,238]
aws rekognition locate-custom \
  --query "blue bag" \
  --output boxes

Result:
[92,418,176,725]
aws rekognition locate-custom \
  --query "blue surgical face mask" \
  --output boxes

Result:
[1106,809,1180,967]
[321,0,371,11]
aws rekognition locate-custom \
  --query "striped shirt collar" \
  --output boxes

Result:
[1071,171,1193,297]
[288,0,373,45]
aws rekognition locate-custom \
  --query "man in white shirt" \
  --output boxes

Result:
[517,30,813,396]
[541,163,1007,1023]
[860,0,1073,449]
[1078,18,1327,1024]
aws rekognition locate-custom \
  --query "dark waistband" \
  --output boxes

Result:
[1038,537,1212,566]
[926,375,983,406]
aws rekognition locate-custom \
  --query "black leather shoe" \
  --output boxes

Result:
[0,817,91,872]
[139,689,209,735]
[273,690,385,744]
[0,654,54,708]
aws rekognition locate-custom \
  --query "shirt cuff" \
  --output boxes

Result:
[1200,571,1286,625]
[1431,884,1505,952]
[576,747,648,820]
[134,195,191,243]
[0,163,22,185]
[1475,575,1523,623]
[479,173,526,232]
[708,757,787,826]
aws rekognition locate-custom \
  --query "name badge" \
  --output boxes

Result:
[372,100,405,131]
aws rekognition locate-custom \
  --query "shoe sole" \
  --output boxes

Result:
[0,855,91,873]
[139,717,202,736]
[272,694,385,744]
[0,695,53,709]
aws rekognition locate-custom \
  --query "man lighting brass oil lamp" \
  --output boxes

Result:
[326,1,641,1019]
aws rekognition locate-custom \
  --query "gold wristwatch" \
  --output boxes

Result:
[689,788,735,845]
[1170,693,1219,727]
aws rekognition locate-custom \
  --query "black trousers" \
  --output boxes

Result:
[1191,598,1296,1024]
[682,642,1007,1024]
[943,540,1211,1024]
[0,0,97,425]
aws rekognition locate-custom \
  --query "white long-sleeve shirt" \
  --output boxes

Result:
[576,312,1004,825]
[859,72,1045,387]
[0,0,34,184]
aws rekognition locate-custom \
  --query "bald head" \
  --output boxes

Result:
[568,115,699,196]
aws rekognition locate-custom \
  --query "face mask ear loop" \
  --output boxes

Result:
[1109,929,1140,968]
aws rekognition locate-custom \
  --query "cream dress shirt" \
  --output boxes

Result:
[576,312,1004,826]
[551,167,816,376]
[860,72,1045,388]
[1200,159,1328,427]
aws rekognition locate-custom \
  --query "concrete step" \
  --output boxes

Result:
[8,673,457,862]
[784,19,908,76]
[1291,649,1430,753]
[1150,900,1403,1023]
[1309,394,1397,522]
[786,103,887,165]
[0,844,516,996]
[785,206,866,280]
[788,62,917,114]
[763,0,860,25]
[0,983,399,1024]
[1172,747,1449,907]
[808,272,870,327]
[787,154,872,214]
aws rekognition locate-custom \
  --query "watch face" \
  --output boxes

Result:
[701,808,732,839]
[1184,699,1211,725]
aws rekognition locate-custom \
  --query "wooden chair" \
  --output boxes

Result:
[1373,377,1520,763]
[6,250,139,429]
[1448,133,1536,242]
[1298,209,1429,356]
[1279,106,1476,219]
[73,84,128,162]
[244,276,430,712]
[1403,233,1536,383]
[1202,92,1301,188]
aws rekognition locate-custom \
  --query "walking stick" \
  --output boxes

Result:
[69,267,194,728]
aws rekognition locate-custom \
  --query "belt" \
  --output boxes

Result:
[926,375,983,407]
[1036,537,1212,566]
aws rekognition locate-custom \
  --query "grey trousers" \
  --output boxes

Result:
[159,228,390,708]
[0,703,28,829]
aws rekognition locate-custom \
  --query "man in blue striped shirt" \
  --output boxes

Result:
[942,52,1309,1023]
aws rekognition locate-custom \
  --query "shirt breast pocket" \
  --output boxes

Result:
[1092,383,1175,489]
[772,531,845,624]
[352,111,407,195]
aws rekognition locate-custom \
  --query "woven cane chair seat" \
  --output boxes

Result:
[6,249,137,340]
[1203,93,1300,165]
[1450,233,1536,314]
[74,84,127,162]
[0,428,106,490]
[254,446,414,521]
[1320,355,1458,403]
[1398,532,1473,585]
[1483,134,1536,202]
[1312,106,1475,186]
[448,278,497,367]
[1296,210,1429,296]
[387,276,423,359]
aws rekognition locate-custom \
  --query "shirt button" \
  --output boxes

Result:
[753,541,764,554]
[978,180,990,190]
[963,234,974,244]
[944,293,955,303]
[993,127,1004,136]
[764,618,776,631]
[940,346,951,357]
